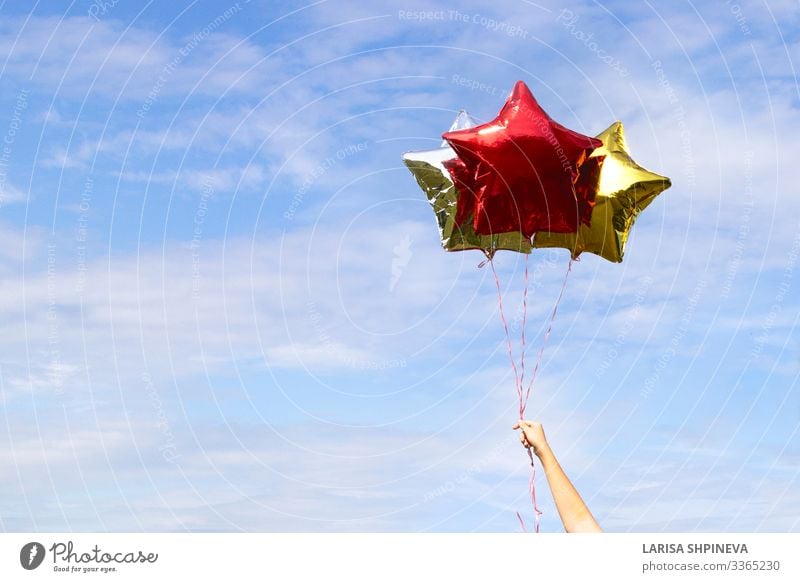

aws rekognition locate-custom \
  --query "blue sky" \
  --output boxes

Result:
[0,0,797,532]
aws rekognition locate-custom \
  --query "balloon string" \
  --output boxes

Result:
[515,510,527,533]
[521,258,573,414]
[517,257,572,534]
[489,255,541,534]
[527,447,543,533]
[489,259,521,404]
[517,254,542,533]
[518,255,541,532]
[518,253,530,418]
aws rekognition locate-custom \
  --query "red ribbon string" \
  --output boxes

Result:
[489,259,522,405]
[518,254,531,419]
[488,255,574,533]
[522,259,573,414]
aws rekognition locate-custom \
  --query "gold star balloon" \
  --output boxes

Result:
[403,111,532,258]
[533,121,671,262]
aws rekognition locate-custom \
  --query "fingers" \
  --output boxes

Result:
[514,420,541,450]
[518,427,531,448]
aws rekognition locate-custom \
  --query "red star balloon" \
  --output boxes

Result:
[442,80,603,238]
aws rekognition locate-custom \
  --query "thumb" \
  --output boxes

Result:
[512,422,520,430]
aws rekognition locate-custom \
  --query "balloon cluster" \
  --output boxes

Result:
[403,80,671,262]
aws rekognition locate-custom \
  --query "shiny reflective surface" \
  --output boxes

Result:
[534,121,671,262]
[442,81,602,237]
[403,110,532,257]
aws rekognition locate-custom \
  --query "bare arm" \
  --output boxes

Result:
[513,421,602,533]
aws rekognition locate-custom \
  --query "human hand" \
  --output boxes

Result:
[512,420,550,458]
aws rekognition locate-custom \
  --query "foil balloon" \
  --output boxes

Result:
[534,121,672,262]
[403,110,532,258]
[442,80,603,238]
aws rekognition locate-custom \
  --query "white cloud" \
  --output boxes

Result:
[0,181,27,204]
[0,14,267,100]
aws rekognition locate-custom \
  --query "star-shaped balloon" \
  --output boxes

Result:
[533,121,672,262]
[442,81,603,238]
[403,111,532,257]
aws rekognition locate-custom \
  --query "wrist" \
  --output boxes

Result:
[534,442,553,461]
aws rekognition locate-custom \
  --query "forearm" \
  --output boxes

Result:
[537,445,602,533]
